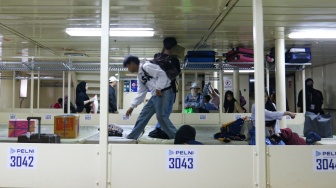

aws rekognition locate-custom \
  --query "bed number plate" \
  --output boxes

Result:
[8,147,37,169]
[314,149,336,172]
[167,149,196,170]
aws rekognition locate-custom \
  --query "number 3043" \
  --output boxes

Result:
[10,156,34,167]
[169,158,193,169]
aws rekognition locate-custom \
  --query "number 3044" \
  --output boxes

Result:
[169,158,193,169]
[316,159,336,170]
[10,156,34,167]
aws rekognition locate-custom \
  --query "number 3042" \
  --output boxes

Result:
[10,156,34,167]
[169,158,193,169]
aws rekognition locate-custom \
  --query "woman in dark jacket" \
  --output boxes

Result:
[76,81,94,113]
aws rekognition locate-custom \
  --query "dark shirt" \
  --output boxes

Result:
[76,92,91,113]
[154,53,181,93]
[297,88,324,114]
[109,85,117,113]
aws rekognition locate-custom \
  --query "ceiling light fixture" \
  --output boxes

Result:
[223,70,255,73]
[65,28,154,37]
[288,30,336,39]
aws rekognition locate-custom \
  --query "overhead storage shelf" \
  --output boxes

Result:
[0,61,311,72]
[183,61,220,70]
[0,62,30,71]
[24,62,69,71]
[267,62,311,71]
[0,61,127,71]
[223,62,254,70]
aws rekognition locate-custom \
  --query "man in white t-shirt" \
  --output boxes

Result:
[123,55,177,140]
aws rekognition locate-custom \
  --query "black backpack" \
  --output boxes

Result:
[147,54,179,80]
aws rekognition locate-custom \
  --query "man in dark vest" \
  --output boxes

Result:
[297,78,324,114]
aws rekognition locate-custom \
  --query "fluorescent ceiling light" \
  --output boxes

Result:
[288,30,336,39]
[65,28,154,37]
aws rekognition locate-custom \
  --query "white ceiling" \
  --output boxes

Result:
[1,0,336,67]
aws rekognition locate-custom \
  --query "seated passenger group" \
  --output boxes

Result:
[184,82,247,113]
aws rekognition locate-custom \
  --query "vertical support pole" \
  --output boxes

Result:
[213,71,218,89]
[62,71,65,112]
[274,27,287,128]
[219,69,224,121]
[266,63,269,94]
[12,71,15,108]
[67,71,71,114]
[99,0,110,187]
[37,71,40,109]
[302,69,306,113]
[182,71,186,124]
[253,0,266,188]
[233,69,240,102]
[194,72,197,84]
[30,70,34,114]
[117,70,120,110]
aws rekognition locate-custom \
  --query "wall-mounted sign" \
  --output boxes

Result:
[167,149,196,171]
[314,149,336,172]
[8,146,37,169]
[131,80,137,92]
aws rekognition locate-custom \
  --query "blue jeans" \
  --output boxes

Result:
[126,89,177,139]
[155,93,175,129]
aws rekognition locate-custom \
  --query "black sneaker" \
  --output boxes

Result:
[158,130,169,139]
[148,128,159,138]
[148,128,169,139]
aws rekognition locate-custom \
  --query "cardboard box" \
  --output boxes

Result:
[8,119,35,137]
[54,115,79,138]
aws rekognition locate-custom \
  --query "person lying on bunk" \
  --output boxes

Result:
[249,89,296,145]
[123,55,177,140]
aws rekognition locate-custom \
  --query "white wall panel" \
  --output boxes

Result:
[268,145,336,188]
[0,144,99,188]
[110,145,254,188]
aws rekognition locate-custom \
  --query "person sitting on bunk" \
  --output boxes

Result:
[223,90,244,113]
[174,125,203,145]
[64,95,77,113]
[239,90,247,112]
[202,94,218,112]
[203,82,220,109]
[184,82,204,113]
[249,89,296,145]
[53,98,63,108]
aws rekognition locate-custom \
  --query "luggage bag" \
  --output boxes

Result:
[285,47,311,63]
[226,53,254,62]
[18,117,61,143]
[224,47,254,58]
[185,50,216,68]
